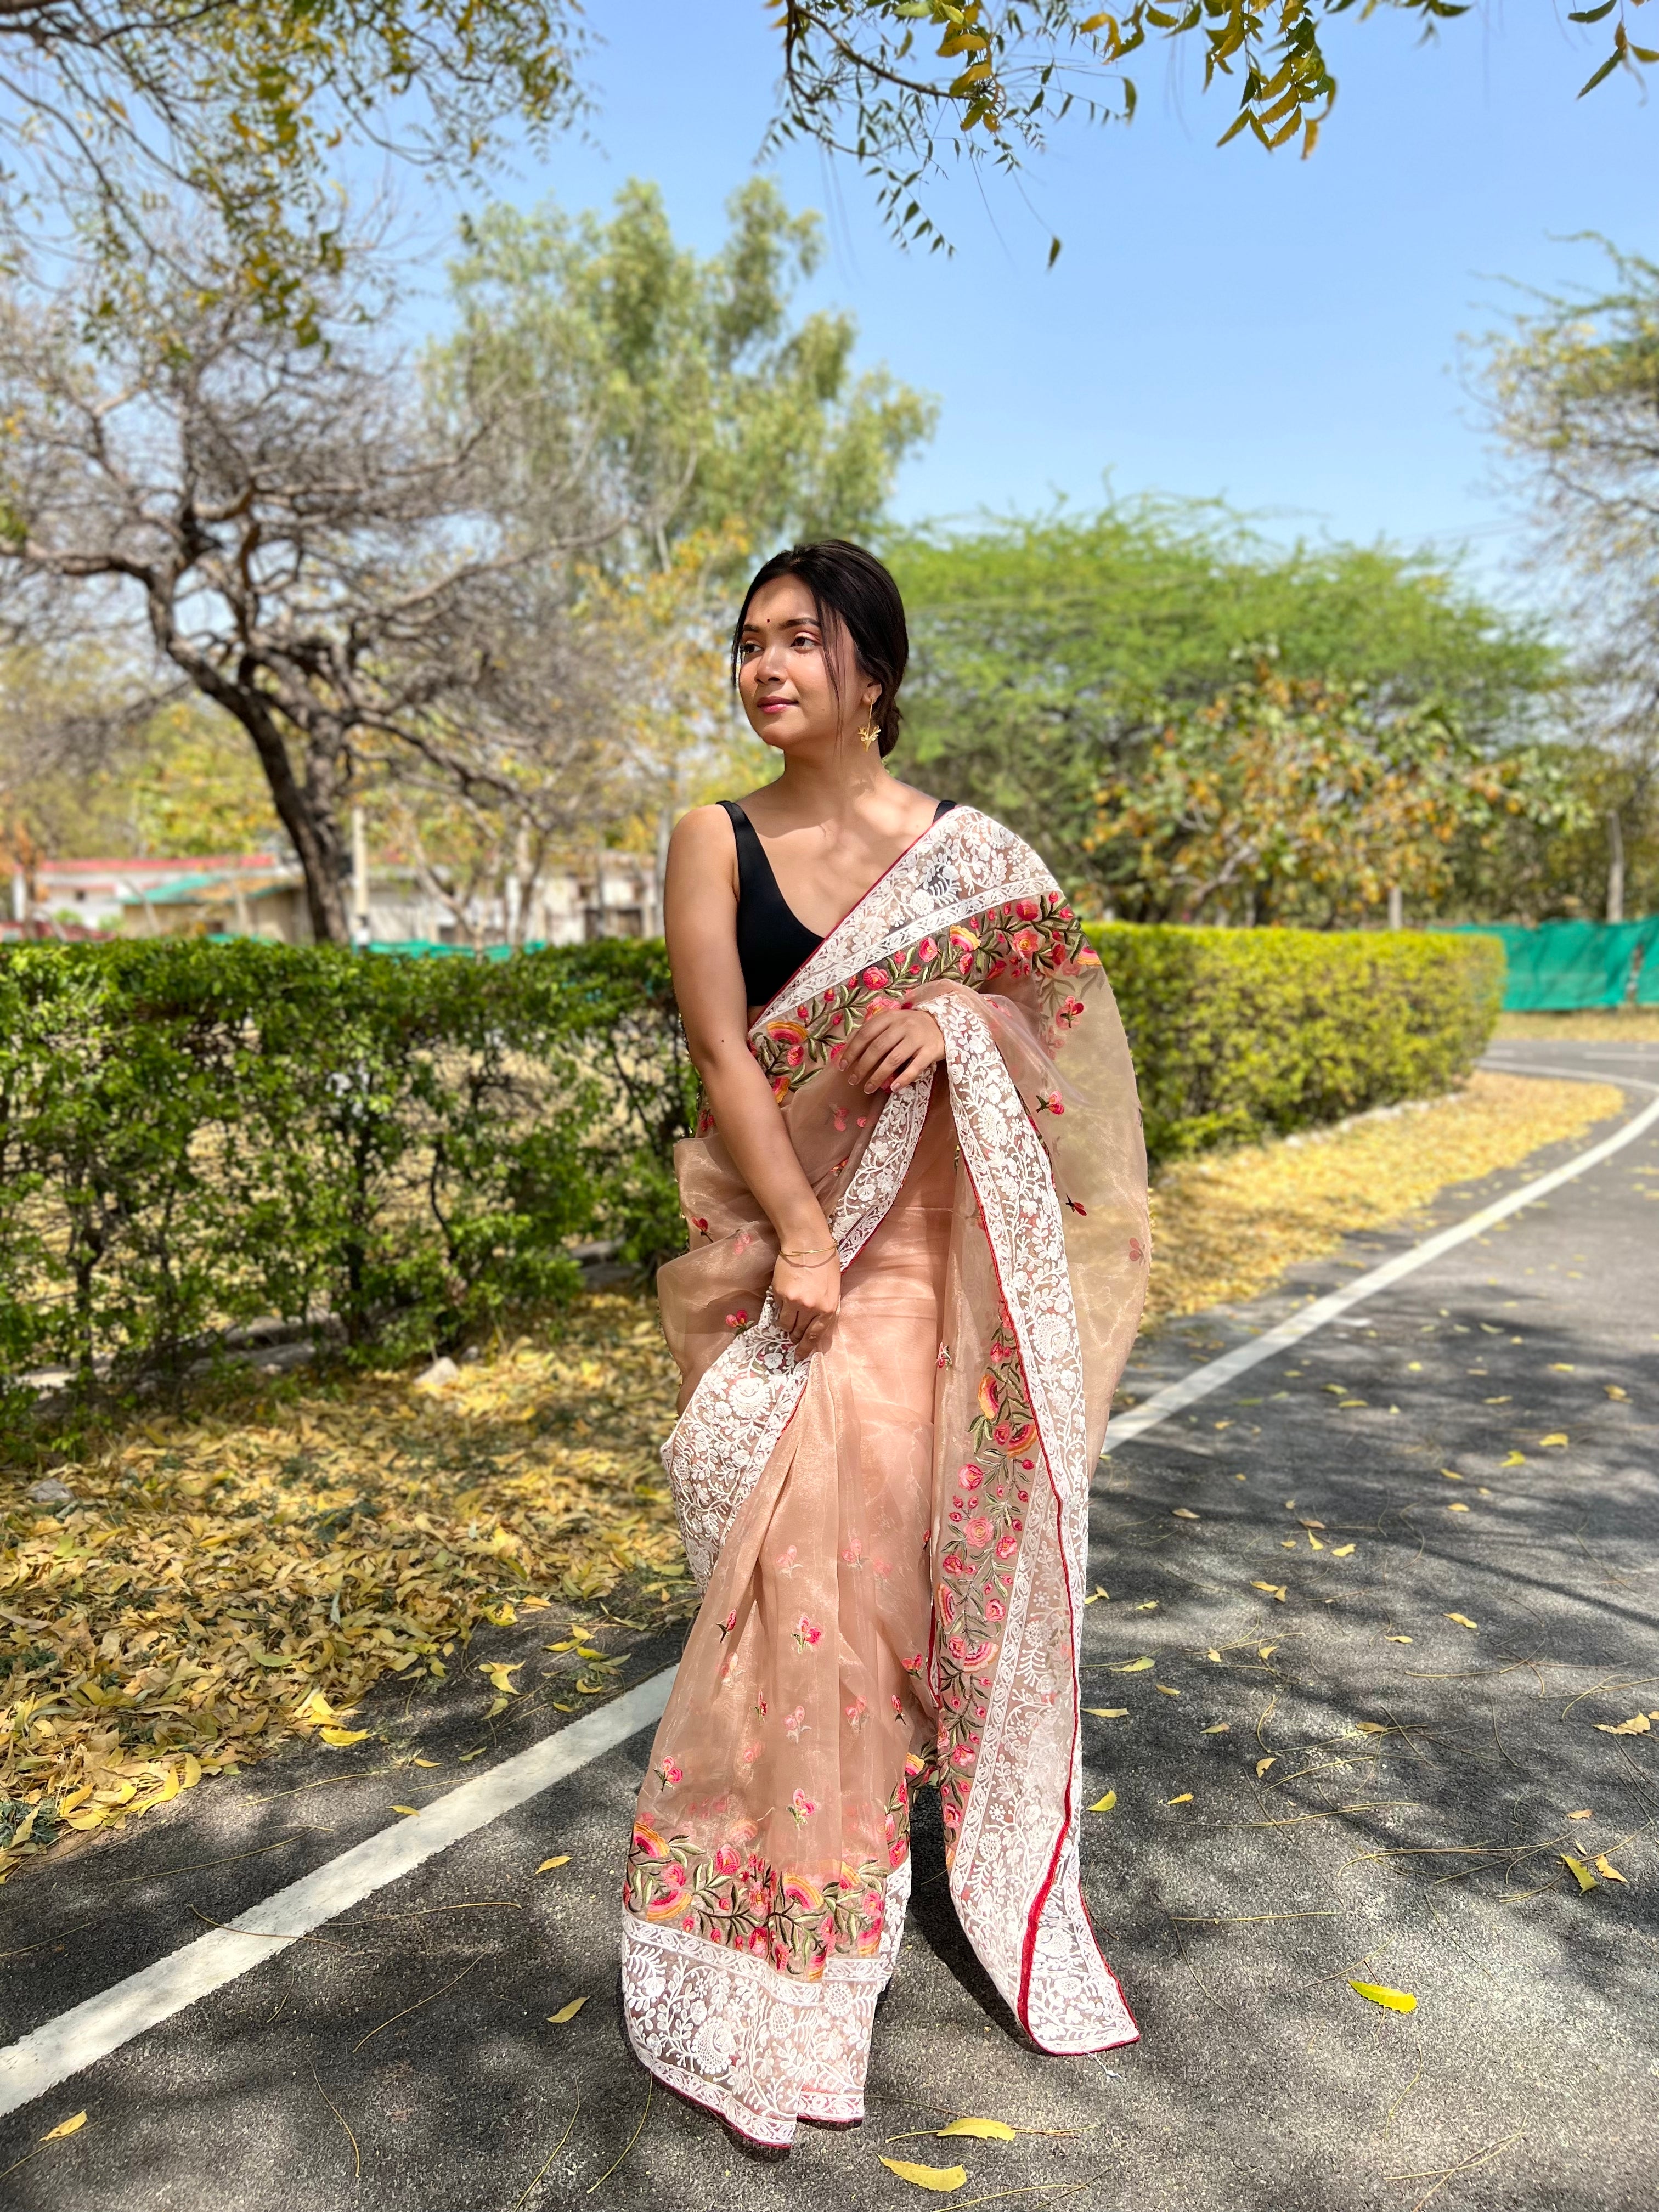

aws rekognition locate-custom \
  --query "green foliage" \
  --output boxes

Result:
[891,503,1561,910]
[1087,921,1504,1165]
[0,938,693,1397]
[437,178,937,569]
[1,925,1500,1397]
[1090,661,1587,926]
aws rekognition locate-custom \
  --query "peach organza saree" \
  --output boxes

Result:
[619,806,1149,2146]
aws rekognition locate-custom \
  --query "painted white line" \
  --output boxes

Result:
[1101,1077,1659,1457]
[0,1667,676,2120]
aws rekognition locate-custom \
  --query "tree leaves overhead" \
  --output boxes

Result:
[768,4,1652,250]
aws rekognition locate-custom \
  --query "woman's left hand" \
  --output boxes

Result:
[841,1004,946,1094]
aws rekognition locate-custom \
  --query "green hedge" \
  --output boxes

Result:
[1086,922,1504,1163]
[0,924,1499,1397]
[0,937,692,1394]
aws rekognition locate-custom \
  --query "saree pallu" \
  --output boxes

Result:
[619,807,1149,2146]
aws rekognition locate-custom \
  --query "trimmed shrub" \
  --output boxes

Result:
[0,937,692,1391]
[0,923,1498,1392]
[1085,922,1504,1165]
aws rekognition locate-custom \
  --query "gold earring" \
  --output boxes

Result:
[857,713,879,749]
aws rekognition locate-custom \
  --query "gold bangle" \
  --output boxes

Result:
[780,1243,838,1265]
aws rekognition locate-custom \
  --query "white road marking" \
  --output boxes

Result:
[1101,1074,1659,1456]
[0,1668,675,2120]
[6,1066,1655,2120]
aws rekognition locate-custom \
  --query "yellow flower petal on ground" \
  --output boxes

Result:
[1348,1981,1417,2013]
[1331,1543,1356,1557]
[1201,1723,1230,1734]
[1088,1791,1117,1812]
[391,1804,419,1816]
[548,1996,588,2023]
[1255,1756,1276,1777]
[937,2117,1016,2141]
[1155,1683,1181,1697]
[1253,1582,1288,1602]
[1594,1855,1627,1883]
[1172,1508,1199,1520]
[1084,1708,1128,1718]
[1444,1613,1478,1631]
[1502,1451,1526,1466]
[1594,1713,1650,1735]
[1168,1792,1193,1804]
[881,2158,968,2192]
[536,1855,571,1873]
[1539,1434,1568,1448]
[1560,1854,1597,1893]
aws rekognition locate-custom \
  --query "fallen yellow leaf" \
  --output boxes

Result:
[1206,1648,1222,1662]
[536,1855,571,1874]
[1440,1468,1465,1482]
[937,2118,1016,2141]
[1168,1792,1193,1804]
[1088,1791,1117,1812]
[1113,1657,1154,1673]
[181,1753,202,1789]
[1084,1707,1128,1718]
[41,2112,87,2142]
[1447,1502,1470,1513]
[1594,1713,1651,1735]
[1201,1723,1230,1735]
[1605,1385,1628,1401]
[1348,1981,1417,2013]
[1155,1683,1181,1697]
[1331,1543,1356,1557]
[1501,1451,1526,1466]
[1539,1434,1568,1448]
[411,1757,439,1768]
[1082,1586,1110,1606]
[479,1662,522,1695]
[880,2158,968,2193]
[1356,1722,1389,1734]
[1172,1508,1199,1521]
[1560,1853,1597,1893]
[487,1696,510,1718]
[547,1996,588,2023]
[1257,1644,1277,1660]
[1567,1809,1593,1820]
[1549,1362,1575,1372]
[391,1804,420,1817]
[1594,1855,1627,1884]
[320,1726,369,1747]
[1255,1756,1276,1778]
[1386,1634,1413,1644]
[1444,1613,1478,1631]
[1252,1582,1288,1602]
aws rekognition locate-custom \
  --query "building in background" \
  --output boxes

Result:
[3,849,659,946]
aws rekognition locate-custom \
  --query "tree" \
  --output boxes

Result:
[1086,658,1586,928]
[0,236,624,944]
[1479,240,1659,921]
[433,178,937,574]
[890,500,1560,906]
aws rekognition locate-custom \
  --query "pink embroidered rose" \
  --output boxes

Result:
[1017,899,1040,920]
[951,1743,977,1771]
[724,1309,748,1329]
[740,1740,762,1764]
[713,1843,740,1877]
[788,1788,817,1828]
[890,1694,905,1718]
[963,1515,995,1549]
[995,1533,1019,1562]
[792,1614,822,1651]
[917,936,938,961]
[655,1756,682,1788]
[690,1215,709,1233]
[977,1372,1001,1419]
[861,966,888,990]
[902,1651,925,1673]
[1011,927,1042,958]
[986,1596,1006,1621]
[941,1550,971,1580]
[784,1703,808,1739]
[957,1459,984,1491]
[845,1696,868,1728]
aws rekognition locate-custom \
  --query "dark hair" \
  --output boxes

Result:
[730,540,909,758]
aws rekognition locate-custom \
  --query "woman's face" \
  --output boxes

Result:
[735,578,876,756]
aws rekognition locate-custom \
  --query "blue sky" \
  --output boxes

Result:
[404,4,1652,598]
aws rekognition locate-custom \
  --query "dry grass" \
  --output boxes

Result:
[1144,1069,1624,1327]
[1494,1009,1659,1040]
[0,1296,687,1880]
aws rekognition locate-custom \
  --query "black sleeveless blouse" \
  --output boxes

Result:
[720,797,957,1011]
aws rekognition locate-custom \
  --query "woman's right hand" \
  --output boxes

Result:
[772,1248,841,1355]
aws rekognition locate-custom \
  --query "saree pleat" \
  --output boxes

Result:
[619,808,1148,2147]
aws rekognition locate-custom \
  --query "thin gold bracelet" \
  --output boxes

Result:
[779,1244,838,1265]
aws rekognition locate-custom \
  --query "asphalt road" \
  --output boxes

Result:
[3,1042,1656,2212]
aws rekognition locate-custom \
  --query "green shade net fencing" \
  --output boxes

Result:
[1442,918,1659,1011]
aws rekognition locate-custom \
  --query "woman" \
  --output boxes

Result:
[619,540,1149,2148]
